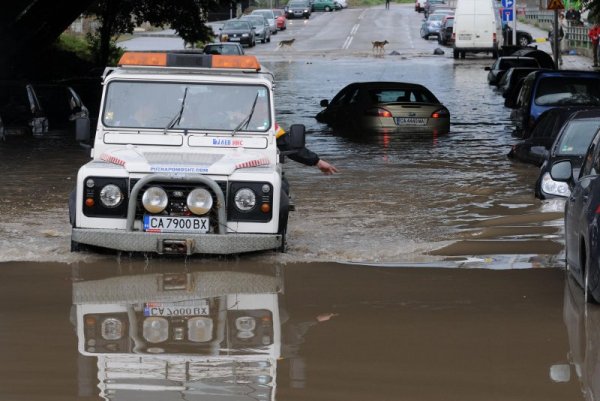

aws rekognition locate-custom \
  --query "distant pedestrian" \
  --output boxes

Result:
[548,23,565,66]
[385,0,390,9]
[588,25,600,67]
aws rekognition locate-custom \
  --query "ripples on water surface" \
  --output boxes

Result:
[0,58,562,265]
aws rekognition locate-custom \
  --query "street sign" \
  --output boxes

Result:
[501,0,514,8]
[547,0,564,10]
[502,8,514,22]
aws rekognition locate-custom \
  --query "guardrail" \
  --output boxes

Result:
[524,8,592,51]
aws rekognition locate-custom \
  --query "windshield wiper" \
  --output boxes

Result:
[163,87,189,134]
[231,92,260,136]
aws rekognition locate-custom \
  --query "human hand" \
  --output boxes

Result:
[316,313,339,322]
[316,159,338,174]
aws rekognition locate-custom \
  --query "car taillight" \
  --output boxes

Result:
[431,108,449,118]
[595,205,600,214]
[451,32,455,40]
[365,108,393,118]
[493,32,497,44]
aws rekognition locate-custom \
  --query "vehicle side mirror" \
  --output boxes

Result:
[550,160,573,182]
[287,124,306,150]
[484,66,491,71]
[75,116,91,143]
[530,145,549,160]
[320,99,329,107]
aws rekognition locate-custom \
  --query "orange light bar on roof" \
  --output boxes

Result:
[118,52,167,66]
[212,55,261,71]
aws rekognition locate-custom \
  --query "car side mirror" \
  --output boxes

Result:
[287,124,306,150]
[530,145,549,160]
[550,160,573,182]
[75,116,91,143]
[320,99,329,107]
[484,66,491,71]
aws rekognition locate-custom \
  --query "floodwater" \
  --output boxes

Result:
[0,260,593,401]
[0,57,563,266]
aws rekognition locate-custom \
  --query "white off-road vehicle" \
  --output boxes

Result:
[70,52,305,255]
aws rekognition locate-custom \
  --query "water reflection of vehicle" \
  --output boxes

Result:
[552,275,600,400]
[73,268,282,400]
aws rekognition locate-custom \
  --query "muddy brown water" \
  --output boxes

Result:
[0,260,593,400]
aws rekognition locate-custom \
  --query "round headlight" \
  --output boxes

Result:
[234,188,256,212]
[99,184,123,208]
[143,317,169,343]
[142,187,168,213]
[101,318,124,340]
[187,188,213,215]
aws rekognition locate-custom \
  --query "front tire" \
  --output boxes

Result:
[518,35,530,47]
[325,6,331,11]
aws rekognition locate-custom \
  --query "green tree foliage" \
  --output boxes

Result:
[87,0,229,66]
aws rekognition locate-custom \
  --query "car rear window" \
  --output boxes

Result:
[369,88,438,103]
[535,77,600,106]
[556,119,600,156]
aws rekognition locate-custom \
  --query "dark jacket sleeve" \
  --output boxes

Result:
[277,132,320,166]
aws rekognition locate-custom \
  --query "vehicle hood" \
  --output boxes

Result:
[99,145,271,175]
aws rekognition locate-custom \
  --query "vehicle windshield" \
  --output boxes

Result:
[556,120,600,156]
[223,21,251,30]
[428,14,445,21]
[535,77,600,106]
[102,81,271,132]
[253,10,273,18]
[369,88,438,103]
[203,44,243,55]
[242,17,263,28]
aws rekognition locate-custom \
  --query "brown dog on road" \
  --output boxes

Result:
[372,40,389,54]
[278,38,295,49]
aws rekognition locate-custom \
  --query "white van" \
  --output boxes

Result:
[452,0,502,59]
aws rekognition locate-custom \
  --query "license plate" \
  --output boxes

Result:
[395,117,428,126]
[144,300,210,317]
[143,215,209,233]
[229,37,240,41]
[458,34,472,40]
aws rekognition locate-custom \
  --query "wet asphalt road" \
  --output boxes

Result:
[0,3,596,400]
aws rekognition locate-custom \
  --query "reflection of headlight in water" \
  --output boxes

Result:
[541,172,571,197]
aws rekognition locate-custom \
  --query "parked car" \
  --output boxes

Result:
[510,70,600,138]
[502,25,533,47]
[202,42,245,55]
[315,81,450,134]
[548,121,600,302]
[535,109,600,199]
[240,14,271,43]
[272,9,288,29]
[251,9,278,34]
[218,20,256,47]
[438,16,454,45]
[33,83,89,137]
[312,0,340,11]
[508,107,591,166]
[484,56,539,85]
[285,0,311,18]
[423,0,445,17]
[335,0,348,8]
[0,81,48,138]
[497,67,542,97]
[420,13,446,39]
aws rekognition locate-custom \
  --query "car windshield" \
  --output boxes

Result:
[428,14,445,21]
[102,81,271,132]
[242,17,263,28]
[253,10,273,18]
[289,2,308,7]
[369,88,438,103]
[223,21,251,30]
[535,77,600,106]
[203,44,242,55]
[556,120,600,156]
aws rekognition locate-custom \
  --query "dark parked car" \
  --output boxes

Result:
[497,66,541,98]
[33,84,89,137]
[510,70,600,138]
[218,20,256,47]
[549,120,600,302]
[502,25,533,47]
[316,81,450,134]
[437,16,454,45]
[0,81,48,138]
[484,56,539,86]
[535,109,600,199]
[285,0,311,18]
[508,107,591,166]
[202,42,245,55]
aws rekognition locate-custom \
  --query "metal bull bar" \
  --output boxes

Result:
[126,174,227,233]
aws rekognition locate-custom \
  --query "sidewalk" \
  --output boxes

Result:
[515,20,596,70]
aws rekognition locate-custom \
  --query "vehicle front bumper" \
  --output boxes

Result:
[72,228,282,255]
